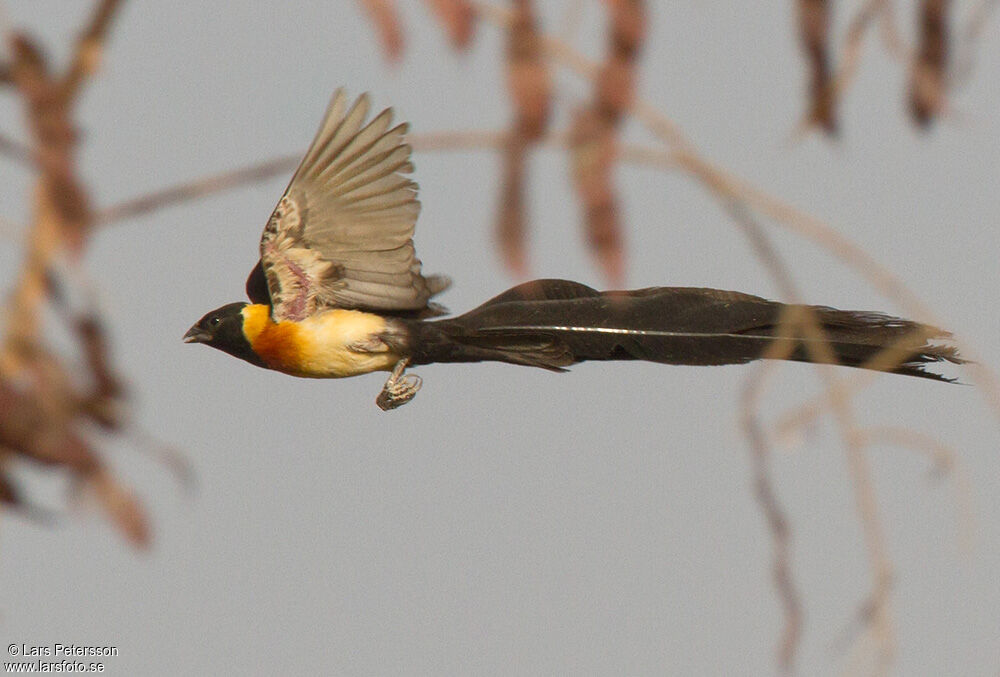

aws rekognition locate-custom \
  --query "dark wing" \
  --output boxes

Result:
[252,89,449,321]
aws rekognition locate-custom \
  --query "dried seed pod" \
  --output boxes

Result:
[496,133,529,276]
[360,0,404,62]
[506,0,551,140]
[88,468,150,548]
[910,0,950,127]
[569,108,624,286]
[495,0,552,277]
[797,0,837,133]
[570,1,642,284]
[425,0,476,50]
[597,0,646,123]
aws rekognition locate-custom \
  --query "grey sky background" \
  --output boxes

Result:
[1,2,998,675]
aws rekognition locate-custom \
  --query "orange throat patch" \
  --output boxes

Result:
[242,306,305,372]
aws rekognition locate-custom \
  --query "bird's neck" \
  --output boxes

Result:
[239,304,304,372]
[240,304,276,344]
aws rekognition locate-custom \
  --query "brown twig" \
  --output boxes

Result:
[823,0,887,128]
[773,327,959,442]
[94,154,300,225]
[61,0,125,104]
[728,203,806,671]
[741,364,803,673]
[91,132,685,229]
[727,201,899,671]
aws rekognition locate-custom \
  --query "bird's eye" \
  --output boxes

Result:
[210,316,221,327]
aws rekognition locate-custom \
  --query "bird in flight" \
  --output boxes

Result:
[184,90,963,410]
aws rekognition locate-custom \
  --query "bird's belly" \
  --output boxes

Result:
[254,310,399,378]
[278,345,397,378]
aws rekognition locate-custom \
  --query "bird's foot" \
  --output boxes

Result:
[376,359,422,411]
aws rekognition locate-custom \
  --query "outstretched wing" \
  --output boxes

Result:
[252,89,449,322]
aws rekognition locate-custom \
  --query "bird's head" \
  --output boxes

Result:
[184,302,246,346]
[183,302,265,367]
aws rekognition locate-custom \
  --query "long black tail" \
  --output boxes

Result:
[409,279,964,381]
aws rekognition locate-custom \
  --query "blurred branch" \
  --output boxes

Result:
[95,154,300,225]
[0,0,150,547]
[92,133,687,228]
[728,201,901,670]
[728,203,806,671]
[823,0,888,128]
[61,0,125,103]
[741,362,802,672]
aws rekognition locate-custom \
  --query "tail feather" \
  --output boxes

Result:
[410,280,964,381]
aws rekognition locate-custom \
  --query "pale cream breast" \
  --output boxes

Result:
[241,304,400,378]
[294,309,401,378]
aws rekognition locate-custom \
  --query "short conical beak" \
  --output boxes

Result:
[183,325,210,344]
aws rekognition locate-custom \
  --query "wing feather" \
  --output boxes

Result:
[302,95,371,181]
[334,162,413,200]
[254,90,449,321]
[322,129,411,190]
[314,109,394,183]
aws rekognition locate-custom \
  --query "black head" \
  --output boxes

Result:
[183,302,265,367]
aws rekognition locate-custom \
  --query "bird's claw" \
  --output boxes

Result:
[376,361,422,411]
